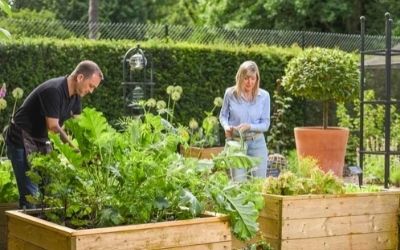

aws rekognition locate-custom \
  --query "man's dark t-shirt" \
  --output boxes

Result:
[6,76,81,147]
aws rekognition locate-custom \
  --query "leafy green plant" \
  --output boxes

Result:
[212,132,263,176]
[344,183,382,193]
[0,83,24,157]
[144,86,223,148]
[263,156,345,195]
[282,48,359,129]
[143,85,182,124]
[390,166,400,186]
[0,159,18,203]
[188,96,223,147]
[337,90,386,164]
[337,89,400,182]
[27,107,262,241]
[0,0,11,39]
[267,79,293,154]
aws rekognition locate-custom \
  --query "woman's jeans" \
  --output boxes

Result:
[6,142,38,208]
[230,135,268,182]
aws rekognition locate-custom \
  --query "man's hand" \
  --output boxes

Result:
[46,117,80,152]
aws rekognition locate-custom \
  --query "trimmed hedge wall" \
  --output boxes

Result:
[1,38,340,152]
[0,38,300,124]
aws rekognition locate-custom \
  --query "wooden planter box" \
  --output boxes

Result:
[254,191,400,250]
[0,203,18,250]
[6,210,231,250]
[180,145,224,159]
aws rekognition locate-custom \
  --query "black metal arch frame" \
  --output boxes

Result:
[360,13,400,188]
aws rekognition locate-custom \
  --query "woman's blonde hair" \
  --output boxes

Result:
[233,60,260,101]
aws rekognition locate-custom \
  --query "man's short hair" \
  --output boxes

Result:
[71,60,103,80]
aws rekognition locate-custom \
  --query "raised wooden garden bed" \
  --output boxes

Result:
[180,145,224,159]
[6,210,231,250]
[0,203,18,250]
[255,191,400,250]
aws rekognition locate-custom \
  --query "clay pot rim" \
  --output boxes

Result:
[294,126,349,131]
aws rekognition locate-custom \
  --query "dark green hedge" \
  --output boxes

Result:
[0,38,297,123]
[1,38,324,151]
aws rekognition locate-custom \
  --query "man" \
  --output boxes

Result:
[6,60,103,208]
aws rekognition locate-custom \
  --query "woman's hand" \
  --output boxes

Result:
[235,123,251,133]
[225,126,234,139]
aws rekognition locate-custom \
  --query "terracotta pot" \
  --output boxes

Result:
[294,127,349,177]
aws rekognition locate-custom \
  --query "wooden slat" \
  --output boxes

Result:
[259,217,280,239]
[281,194,399,219]
[1,203,18,250]
[0,203,18,226]
[264,237,280,250]
[7,210,231,250]
[261,198,281,220]
[6,210,75,235]
[265,191,400,201]
[281,213,398,239]
[71,215,228,236]
[75,220,230,250]
[281,231,397,250]
[7,216,72,250]
[8,235,45,250]
[231,236,247,250]
[163,242,231,250]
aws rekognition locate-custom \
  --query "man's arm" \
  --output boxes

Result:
[46,117,77,149]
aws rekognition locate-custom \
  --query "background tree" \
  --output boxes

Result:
[88,0,98,39]
[0,0,11,39]
[9,0,400,36]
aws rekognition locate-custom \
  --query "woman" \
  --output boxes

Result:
[219,60,270,181]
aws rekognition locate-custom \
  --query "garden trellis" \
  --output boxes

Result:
[360,13,400,188]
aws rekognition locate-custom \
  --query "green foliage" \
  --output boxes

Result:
[0,8,75,39]
[11,0,400,35]
[337,89,400,184]
[0,0,11,39]
[344,183,382,193]
[213,139,261,173]
[390,166,400,187]
[282,48,359,128]
[13,0,176,23]
[0,159,18,203]
[28,107,262,241]
[263,156,345,195]
[267,81,293,154]
[187,96,223,147]
[0,84,24,157]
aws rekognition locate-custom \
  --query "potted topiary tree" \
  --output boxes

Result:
[281,47,359,177]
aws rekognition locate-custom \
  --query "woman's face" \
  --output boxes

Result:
[242,73,257,93]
